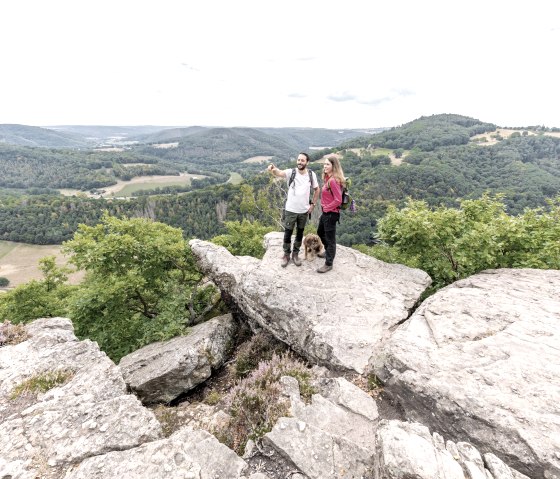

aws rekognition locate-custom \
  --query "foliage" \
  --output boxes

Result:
[10,369,74,400]
[0,320,28,346]
[1,116,559,250]
[342,114,496,151]
[212,219,276,258]
[217,352,316,455]
[359,195,560,290]
[62,214,215,362]
[0,257,73,324]
[0,277,9,287]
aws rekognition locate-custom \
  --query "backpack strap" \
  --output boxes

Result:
[288,168,297,188]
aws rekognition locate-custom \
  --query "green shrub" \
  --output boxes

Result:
[0,277,9,287]
[212,219,275,258]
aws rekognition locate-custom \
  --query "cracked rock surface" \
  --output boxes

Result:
[373,268,560,479]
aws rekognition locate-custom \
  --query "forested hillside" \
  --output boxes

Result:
[0,124,92,148]
[0,145,179,190]
[0,114,559,246]
[341,113,497,150]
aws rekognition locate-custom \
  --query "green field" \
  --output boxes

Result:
[117,178,194,196]
[227,172,244,185]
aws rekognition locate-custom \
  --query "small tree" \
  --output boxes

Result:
[0,277,9,288]
[62,214,218,361]
[212,220,275,258]
[359,195,560,291]
[0,257,72,324]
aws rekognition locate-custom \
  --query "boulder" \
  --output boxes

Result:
[374,420,529,479]
[189,232,430,374]
[373,269,560,478]
[0,318,161,478]
[261,376,379,478]
[119,313,237,403]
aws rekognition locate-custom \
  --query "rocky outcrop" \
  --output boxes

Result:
[0,317,162,478]
[189,232,431,374]
[119,313,237,403]
[373,269,560,479]
[1,306,537,479]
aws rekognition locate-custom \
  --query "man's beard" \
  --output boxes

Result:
[297,163,306,170]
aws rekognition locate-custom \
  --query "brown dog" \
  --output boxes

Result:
[303,233,324,260]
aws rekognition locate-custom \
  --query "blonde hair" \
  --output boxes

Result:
[323,157,346,187]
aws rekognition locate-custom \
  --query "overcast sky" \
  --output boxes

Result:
[1,0,559,129]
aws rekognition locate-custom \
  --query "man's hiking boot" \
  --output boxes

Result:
[292,252,302,266]
[317,251,326,258]
[281,254,290,268]
[317,264,333,273]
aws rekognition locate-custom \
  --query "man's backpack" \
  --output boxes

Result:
[288,168,314,190]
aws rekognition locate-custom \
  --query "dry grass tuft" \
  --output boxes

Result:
[0,320,29,346]
[10,369,74,400]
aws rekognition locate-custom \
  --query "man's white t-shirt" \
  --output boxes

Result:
[283,168,319,214]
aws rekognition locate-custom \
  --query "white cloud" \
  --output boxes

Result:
[1,0,559,128]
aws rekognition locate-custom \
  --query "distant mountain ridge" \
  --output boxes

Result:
[0,124,92,148]
[0,123,383,150]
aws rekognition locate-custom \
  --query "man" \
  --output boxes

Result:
[268,152,319,267]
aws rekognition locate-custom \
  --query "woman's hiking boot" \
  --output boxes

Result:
[292,252,302,266]
[281,254,291,267]
[317,264,333,273]
[317,251,326,258]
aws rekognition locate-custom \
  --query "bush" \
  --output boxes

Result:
[212,220,275,258]
[217,352,316,454]
[362,195,560,291]
[234,331,287,379]
[0,277,9,287]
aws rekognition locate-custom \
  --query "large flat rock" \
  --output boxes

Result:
[373,269,560,478]
[189,232,430,374]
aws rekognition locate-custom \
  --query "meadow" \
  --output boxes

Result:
[0,241,84,288]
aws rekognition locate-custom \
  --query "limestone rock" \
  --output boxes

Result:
[0,318,162,478]
[189,232,430,374]
[65,427,248,479]
[374,420,528,479]
[373,269,560,478]
[119,313,237,403]
[262,376,378,478]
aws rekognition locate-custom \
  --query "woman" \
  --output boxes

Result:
[317,157,345,273]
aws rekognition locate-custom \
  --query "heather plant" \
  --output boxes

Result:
[218,352,316,455]
[233,331,288,379]
[0,320,28,346]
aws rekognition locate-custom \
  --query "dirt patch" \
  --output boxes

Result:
[243,155,273,164]
[470,128,550,145]
[151,142,179,149]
